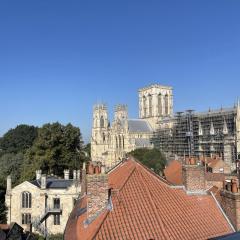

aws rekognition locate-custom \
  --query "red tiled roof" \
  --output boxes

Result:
[0,224,9,230]
[205,172,225,182]
[164,160,183,185]
[66,159,233,240]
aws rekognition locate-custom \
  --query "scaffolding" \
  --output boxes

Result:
[152,107,237,165]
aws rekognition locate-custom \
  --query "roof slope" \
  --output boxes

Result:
[164,160,183,185]
[69,160,233,240]
[128,119,153,133]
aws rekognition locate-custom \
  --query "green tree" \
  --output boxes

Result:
[0,152,24,188]
[0,190,7,224]
[0,125,38,155]
[21,122,84,181]
[129,148,166,174]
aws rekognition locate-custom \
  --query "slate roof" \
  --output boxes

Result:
[135,138,152,147]
[128,119,153,133]
[65,159,233,240]
[29,177,74,189]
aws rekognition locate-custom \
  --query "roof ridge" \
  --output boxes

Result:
[137,165,171,240]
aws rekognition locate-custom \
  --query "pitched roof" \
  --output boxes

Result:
[66,159,233,240]
[128,119,153,133]
[30,178,74,189]
[164,160,183,185]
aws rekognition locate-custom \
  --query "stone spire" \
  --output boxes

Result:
[210,121,215,136]
[198,121,203,136]
[223,118,228,135]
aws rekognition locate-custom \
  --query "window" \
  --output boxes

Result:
[148,94,152,117]
[143,96,147,117]
[21,192,32,208]
[54,214,60,225]
[100,116,104,128]
[158,94,162,115]
[165,94,169,115]
[53,198,60,209]
[22,213,31,225]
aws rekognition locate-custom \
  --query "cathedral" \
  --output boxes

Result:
[91,84,173,167]
[91,83,240,169]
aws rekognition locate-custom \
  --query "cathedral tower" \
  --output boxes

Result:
[114,104,128,121]
[139,84,173,129]
[91,104,109,162]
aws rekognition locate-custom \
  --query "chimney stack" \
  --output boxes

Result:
[6,175,12,193]
[77,170,80,180]
[86,163,109,223]
[221,179,240,231]
[36,170,42,180]
[73,170,77,180]
[182,158,205,192]
[64,169,70,180]
[41,174,47,189]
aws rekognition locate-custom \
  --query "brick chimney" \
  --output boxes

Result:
[182,157,206,192]
[86,163,109,223]
[220,179,240,231]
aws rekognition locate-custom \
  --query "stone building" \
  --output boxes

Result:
[91,83,240,169]
[91,84,173,167]
[5,169,81,237]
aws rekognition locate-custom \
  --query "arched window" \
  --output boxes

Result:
[119,136,121,149]
[158,94,162,115]
[165,94,169,115]
[143,96,147,117]
[103,132,105,142]
[116,136,118,148]
[123,136,125,149]
[22,192,32,208]
[148,94,152,117]
[100,116,104,128]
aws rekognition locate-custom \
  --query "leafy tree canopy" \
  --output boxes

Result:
[0,197,7,224]
[0,124,38,155]
[0,152,23,188]
[129,148,166,174]
[21,122,84,181]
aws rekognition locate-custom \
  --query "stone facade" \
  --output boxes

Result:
[91,83,239,168]
[91,84,172,167]
[5,171,81,237]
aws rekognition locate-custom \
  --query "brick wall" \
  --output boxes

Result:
[182,165,205,192]
[87,174,109,222]
[220,182,240,231]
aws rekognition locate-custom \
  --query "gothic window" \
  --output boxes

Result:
[119,136,121,149]
[123,136,125,149]
[22,213,31,224]
[148,94,152,117]
[100,116,104,128]
[116,136,118,148]
[165,94,169,115]
[143,96,147,117]
[158,94,162,115]
[54,214,61,225]
[21,192,32,208]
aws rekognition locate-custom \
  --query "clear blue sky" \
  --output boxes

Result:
[1,1,240,142]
